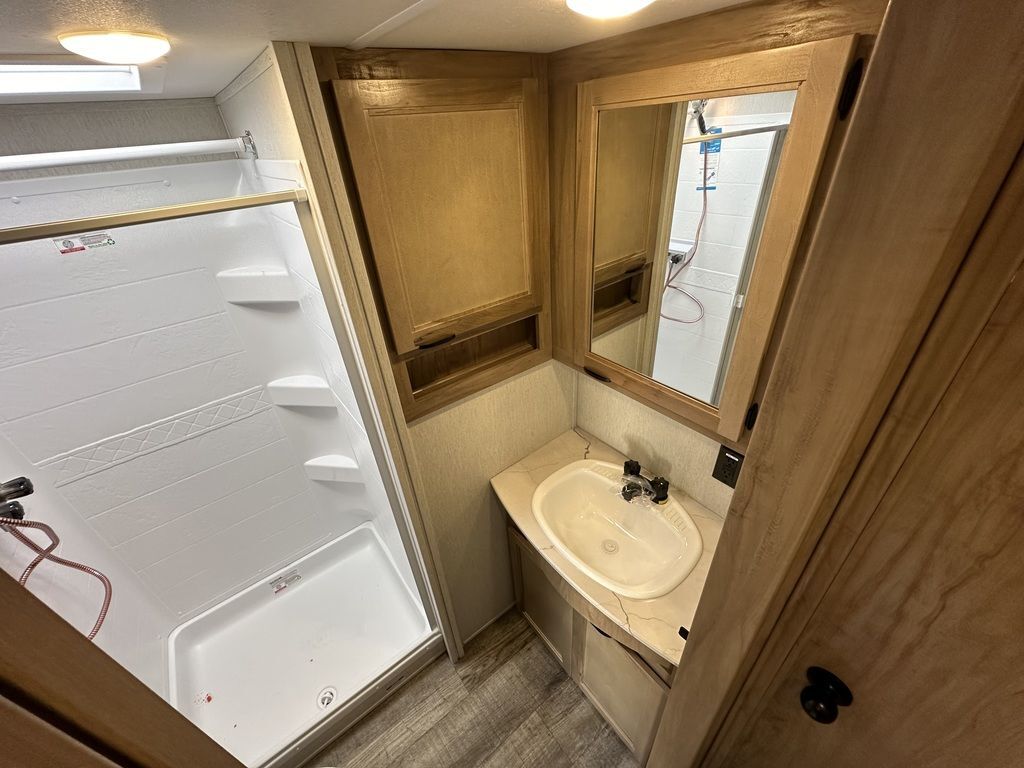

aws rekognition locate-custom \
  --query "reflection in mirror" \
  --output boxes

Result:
[590,91,796,406]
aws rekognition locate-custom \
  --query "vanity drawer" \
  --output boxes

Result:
[579,621,668,761]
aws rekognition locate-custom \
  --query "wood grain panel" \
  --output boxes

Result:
[550,0,886,83]
[720,166,1024,766]
[315,48,541,83]
[0,571,242,768]
[0,695,123,768]
[593,104,672,278]
[706,141,1024,768]
[573,39,854,440]
[647,0,1024,764]
[547,0,887,363]
[334,77,544,353]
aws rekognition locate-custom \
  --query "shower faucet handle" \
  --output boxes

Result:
[0,500,25,520]
[0,476,33,502]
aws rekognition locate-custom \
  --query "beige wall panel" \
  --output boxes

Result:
[408,360,574,638]
[575,370,732,516]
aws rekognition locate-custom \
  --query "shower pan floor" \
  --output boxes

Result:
[168,524,431,767]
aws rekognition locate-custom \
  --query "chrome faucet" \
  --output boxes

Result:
[620,460,670,504]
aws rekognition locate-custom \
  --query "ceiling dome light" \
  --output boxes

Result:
[566,0,657,19]
[58,32,170,65]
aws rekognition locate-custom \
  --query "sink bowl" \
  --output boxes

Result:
[531,459,703,599]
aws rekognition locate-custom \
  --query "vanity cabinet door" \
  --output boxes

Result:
[518,543,573,670]
[580,622,668,761]
[333,77,547,356]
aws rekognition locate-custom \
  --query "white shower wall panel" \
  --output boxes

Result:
[255,160,419,597]
[0,433,174,695]
[0,161,391,626]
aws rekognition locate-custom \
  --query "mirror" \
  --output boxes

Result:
[589,91,796,407]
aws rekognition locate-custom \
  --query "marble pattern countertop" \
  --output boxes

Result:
[491,429,723,666]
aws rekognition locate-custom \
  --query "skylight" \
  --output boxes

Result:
[0,64,142,95]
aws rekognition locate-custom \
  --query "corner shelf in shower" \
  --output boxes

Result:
[304,454,361,484]
[216,267,299,304]
[267,375,336,408]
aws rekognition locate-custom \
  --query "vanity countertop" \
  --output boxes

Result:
[490,428,723,665]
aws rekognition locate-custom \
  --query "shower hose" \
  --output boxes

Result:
[2,514,112,640]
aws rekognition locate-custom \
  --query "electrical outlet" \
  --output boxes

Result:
[712,445,744,488]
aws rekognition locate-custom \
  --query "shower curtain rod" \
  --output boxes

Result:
[680,123,788,145]
[0,132,258,173]
[0,188,308,247]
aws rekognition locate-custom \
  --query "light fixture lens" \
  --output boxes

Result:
[566,0,657,18]
[58,32,170,65]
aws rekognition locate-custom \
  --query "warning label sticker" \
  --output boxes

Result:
[696,127,723,192]
[53,232,115,255]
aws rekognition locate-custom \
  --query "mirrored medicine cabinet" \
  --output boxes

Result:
[573,38,857,440]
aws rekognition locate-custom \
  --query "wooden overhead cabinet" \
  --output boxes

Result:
[333,77,547,355]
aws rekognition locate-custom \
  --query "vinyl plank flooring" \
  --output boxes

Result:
[537,677,614,765]
[315,658,468,768]
[479,712,573,768]
[306,611,637,768]
[454,610,535,692]
[575,732,637,768]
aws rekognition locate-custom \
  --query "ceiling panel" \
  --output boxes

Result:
[0,0,750,100]
[368,0,748,52]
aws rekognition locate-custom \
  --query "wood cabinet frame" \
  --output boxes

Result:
[573,37,856,440]
[333,76,548,356]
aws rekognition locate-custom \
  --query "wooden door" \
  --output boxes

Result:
[717,238,1024,765]
[1,695,125,768]
[1,571,242,768]
[333,77,546,355]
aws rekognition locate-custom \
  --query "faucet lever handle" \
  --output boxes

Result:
[0,476,33,502]
[650,477,669,504]
[623,459,641,477]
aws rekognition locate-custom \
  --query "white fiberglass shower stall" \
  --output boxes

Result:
[0,145,441,766]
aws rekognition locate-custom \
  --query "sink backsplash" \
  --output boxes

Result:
[576,372,734,518]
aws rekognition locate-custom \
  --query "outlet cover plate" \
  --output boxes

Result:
[712,445,744,488]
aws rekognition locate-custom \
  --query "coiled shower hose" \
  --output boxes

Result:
[2,518,112,640]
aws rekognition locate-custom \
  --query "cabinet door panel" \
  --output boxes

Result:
[520,546,573,669]
[334,77,545,354]
[580,621,668,760]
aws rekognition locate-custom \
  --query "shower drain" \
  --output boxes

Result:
[602,539,619,554]
[317,686,337,709]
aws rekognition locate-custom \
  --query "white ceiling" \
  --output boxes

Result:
[0,0,747,100]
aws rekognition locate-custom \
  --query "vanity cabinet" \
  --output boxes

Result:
[579,622,668,759]
[510,527,670,762]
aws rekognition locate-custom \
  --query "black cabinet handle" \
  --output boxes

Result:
[800,666,853,724]
[591,623,612,639]
[416,334,456,350]
[583,367,611,383]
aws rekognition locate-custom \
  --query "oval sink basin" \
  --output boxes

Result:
[531,459,703,599]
